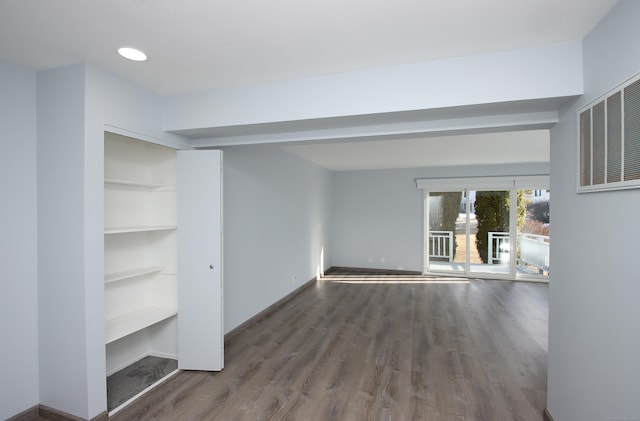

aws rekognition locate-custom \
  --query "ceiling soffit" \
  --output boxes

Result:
[174,97,572,148]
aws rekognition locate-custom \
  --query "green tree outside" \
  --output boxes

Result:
[474,190,525,263]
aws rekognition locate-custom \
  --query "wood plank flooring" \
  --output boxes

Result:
[110,270,548,420]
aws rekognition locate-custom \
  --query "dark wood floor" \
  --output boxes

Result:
[111,270,548,420]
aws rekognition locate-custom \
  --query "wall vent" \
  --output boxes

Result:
[578,72,640,192]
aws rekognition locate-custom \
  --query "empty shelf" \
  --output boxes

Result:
[104,226,177,235]
[104,266,164,284]
[105,306,177,344]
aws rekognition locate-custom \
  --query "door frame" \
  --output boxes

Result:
[417,175,549,280]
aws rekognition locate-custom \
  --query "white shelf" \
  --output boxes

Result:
[104,225,177,235]
[105,178,163,189]
[105,266,164,284]
[105,306,177,344]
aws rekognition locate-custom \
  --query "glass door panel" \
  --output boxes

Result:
[468,190,511,277]
[516,189,550,279]
[426,191,464,274]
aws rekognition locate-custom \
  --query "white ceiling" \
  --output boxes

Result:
[284,129,550,171]
[0,0,617,95]
[0,0,617,170]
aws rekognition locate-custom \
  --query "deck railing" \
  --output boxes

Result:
[519,233,550,272]
[488,232,510,265]
[428,230,550,273]
[429,230,453,262]
[488,231,550,273]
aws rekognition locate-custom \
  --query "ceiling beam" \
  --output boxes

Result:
[190,110,559,148]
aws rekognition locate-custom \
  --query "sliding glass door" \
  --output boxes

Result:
[422,177,550,281]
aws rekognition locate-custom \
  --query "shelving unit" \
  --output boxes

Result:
[104,131,179,411]
[102,133,223,412]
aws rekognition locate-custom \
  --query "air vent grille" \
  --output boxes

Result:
[578,72,640,192]
[624,78,640,181]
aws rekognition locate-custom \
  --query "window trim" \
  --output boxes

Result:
[416,175,549,191]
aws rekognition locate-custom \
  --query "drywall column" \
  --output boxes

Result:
[0,60,39,420]
[37,64,99,418]
[547,1,640,419]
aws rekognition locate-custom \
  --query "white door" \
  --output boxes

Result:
[177,150,224,371]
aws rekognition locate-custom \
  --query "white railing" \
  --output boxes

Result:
[519,233,550,272]
[487,231,550,273]
[429,230,550,273]
[488,232,510,264]
[429,230,453,262]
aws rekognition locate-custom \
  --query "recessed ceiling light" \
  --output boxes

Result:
[118,47,147,62]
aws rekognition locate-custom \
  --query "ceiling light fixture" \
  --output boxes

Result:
[117,47,147,62]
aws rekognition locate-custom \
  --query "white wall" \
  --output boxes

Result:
[222,144,331,332]
[331,163,549,272]
[0,60,39,419]
[547,1,640,419]
[37,64,92,418]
